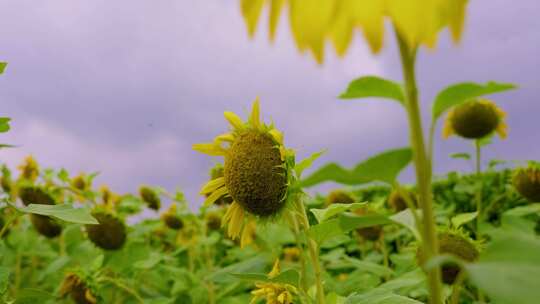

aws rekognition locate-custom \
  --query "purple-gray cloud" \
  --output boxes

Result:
[0,1,538,209]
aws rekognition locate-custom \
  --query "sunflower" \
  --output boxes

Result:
[18,155,39,182]
[417,229,480,284]
[139,185,161,210]
[250,259,297,304]
[442,98,507,140]
[85,210,127,250]
[513,163,540,202]
[161,204,184,230]
[240,0,468,63]
[59,272,99,304]
[193,99,295,247]
[325,190,355,206]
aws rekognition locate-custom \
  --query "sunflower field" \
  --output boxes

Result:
[1,1,539,304]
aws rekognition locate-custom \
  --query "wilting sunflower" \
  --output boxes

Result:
[442,98,507,140]
[161,204,184,230]
[193,99,295,247]
[513,163,540,202]
[417,229,480,284]
[250,259,297,304]
[240,0,468,63]
[139,185,161,210]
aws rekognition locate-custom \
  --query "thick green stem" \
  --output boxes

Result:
[475,140,483,228]
[296,198,326,304]
[396,32,443,304]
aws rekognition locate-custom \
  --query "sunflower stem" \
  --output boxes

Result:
[475,139,483,231]
[396,30,443,304]
[296,197,326,304]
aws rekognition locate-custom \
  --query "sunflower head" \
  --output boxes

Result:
[194,99,294,244]
[353,206,383,242]
[250,260,297,304]
[513,164,540,202]
[17,155,39,182]
[417,229,480,284]
[161,204,184,230]
[30,214,62,238]
[99,185,114,206]
[139,185,161,210]
[18,185,56,206]
[388,189,416,212]
[205,211,222,231]
[85,210,126,250]
[71,174,89,192]
[60,272,99,304]
[326,190,355,206]
[443,99,507,140]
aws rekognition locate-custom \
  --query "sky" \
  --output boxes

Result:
[0,1,539,210]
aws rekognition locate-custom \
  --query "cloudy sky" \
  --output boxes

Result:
[1,1,538,209]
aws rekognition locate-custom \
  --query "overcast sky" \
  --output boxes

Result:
[1,1,538,210]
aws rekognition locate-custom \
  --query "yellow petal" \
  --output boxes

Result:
[192,143,227,156]
[203,186,229,207]
[268,0,284,41]
[349,0,385,54]
[268,259,281,278]
[225,202,245,239]
[445,0,468,43]
[241,0,265,37]
[250,97,262,129]
[224,111,245,130]
[214,133,235,144]
[496,122,508,139]
[200,177,226,195]
[269,129,284,145]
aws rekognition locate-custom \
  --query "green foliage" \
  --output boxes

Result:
[432,81,516,120]
[12,203,98,225]
[301,148,412,187]
[339,76,405,105]
[0,62,7,74]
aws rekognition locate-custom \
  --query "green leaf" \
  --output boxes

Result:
[503,203,540,217]
[449,152,470,160]
[301,148,412,188]
[309,213,392,245]
[311,202,366,223]
[465,232,540,304]
[0,267,10,294]
[345,289,423,304]
[18,204,98,224]
[343,256,395,277]
[451,211,478,228]
[340,76,404,104]
[0,117,11,133]
[230,269,300,286]
[432,81,517,120]
[295,150,325,178]
[0,62,7,74]
[389,209,421,240]
[14,289,55,304]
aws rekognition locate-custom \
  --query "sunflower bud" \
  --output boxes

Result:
[354,207,383,241]
[86,211,126,250]
[60,273,98,304]
[326,190,355,206]
[388,189,416,212]
[224,131,287,217]
[513,166,540,202]
[443,99,507,140]
[417,231,479,284]
[139,186,161,210]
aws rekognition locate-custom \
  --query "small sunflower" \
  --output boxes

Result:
[18,185,63,238]
[85,210,127,250]
[250,259,297,304]
[99,185,115,207]
[442,99,507,140]
[139,185,161,210]
[354,206,383,242]
[326,190,355,206]
[513,163,540,202]
[417,229,480,284]
[205,211,222,231]
[161,204,184,230]
[282,247,301,263]
[59,272,99,304]
[71,174,89,192]
[18,155,39,182]
[388,188,417,212]
[194,99,295,246]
